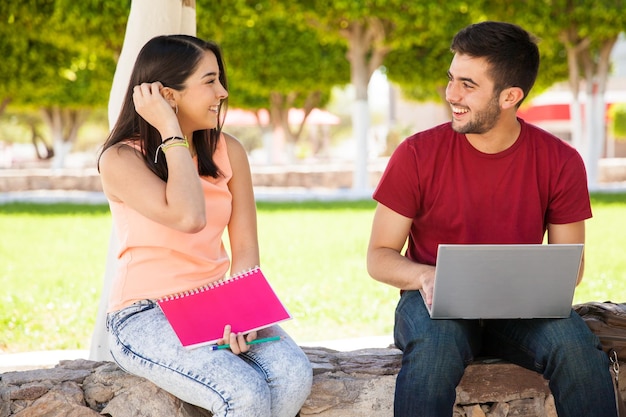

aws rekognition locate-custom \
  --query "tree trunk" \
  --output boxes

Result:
[0,97,11,116]
[265,90,323,163]
[292,90,322,144]
[91,0,197,362]
[560,31,586,159]
[268,92,289,163]
[342,19,389,192]
[585,36,617,189]
[560,29,619,189]
[107,0,197,126]
[40,107,85,170]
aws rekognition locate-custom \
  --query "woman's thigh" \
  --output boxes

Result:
[107,301,272,416]
[239,325,313,416]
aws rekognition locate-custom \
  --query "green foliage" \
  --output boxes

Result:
[0,1,53,102]
[289,0,450,48]
[370,0,626,104]
[382,1,569,103]
[2,0,625,140]
[0,0,128,110]
[198,0,349,110]
[609,104,626,140]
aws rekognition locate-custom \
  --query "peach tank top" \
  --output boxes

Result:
[107,135,232,312]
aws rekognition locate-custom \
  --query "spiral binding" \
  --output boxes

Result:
[157,265,260,302]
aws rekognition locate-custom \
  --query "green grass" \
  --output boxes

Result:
[0,195,625,353]
[574,193,626,303]
[0,204,112,352]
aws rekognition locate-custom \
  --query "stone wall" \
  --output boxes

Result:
[0,169,103,193]
[0,166,385,193]
[3,347,623,417]
[1,158,625,193]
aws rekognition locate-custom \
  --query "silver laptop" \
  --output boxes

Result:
[425,244,583,319]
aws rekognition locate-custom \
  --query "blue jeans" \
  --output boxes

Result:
[393,290,617,417]
[106,300,312,417]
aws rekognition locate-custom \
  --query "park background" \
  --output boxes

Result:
[1,1,626,365]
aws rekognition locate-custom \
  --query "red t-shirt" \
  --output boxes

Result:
[373,119,592,266]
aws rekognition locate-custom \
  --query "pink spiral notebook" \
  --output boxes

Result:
[157,267,291,349]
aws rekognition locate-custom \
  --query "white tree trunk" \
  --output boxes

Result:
[584,89,594,180]
[107,0,196,125]
[262,129,275,164]
[585,38,616,190]
[42,107,80,170]
[51,140,72,170]
[271,125,287,164]
[569,97,585,160]
[90,0,196,362]
[587,90,607,189]
[344,22,385,194]
[47,108,68,170]
[352,99,370,192]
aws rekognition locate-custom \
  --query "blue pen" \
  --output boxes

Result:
[210,335,282,351]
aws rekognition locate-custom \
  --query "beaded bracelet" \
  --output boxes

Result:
[154,136,189,163]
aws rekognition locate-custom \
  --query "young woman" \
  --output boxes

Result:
[98,35,312,417]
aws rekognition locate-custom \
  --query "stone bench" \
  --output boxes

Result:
[5,346,618,417]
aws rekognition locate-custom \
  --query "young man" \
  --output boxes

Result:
[367,21,617,417]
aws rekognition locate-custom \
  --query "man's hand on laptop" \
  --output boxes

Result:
[419,267,436,307]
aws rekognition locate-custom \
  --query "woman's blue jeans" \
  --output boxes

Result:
[106,300,312,417]
[393,290,617,417]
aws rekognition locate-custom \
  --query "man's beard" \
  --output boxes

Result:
[451,95,501,134]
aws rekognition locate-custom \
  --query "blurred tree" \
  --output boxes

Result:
[283,0,482,190]
[483,0,626,188]
[0,0,128,167]
[548,0,625,188]
[3,0,622,179]
[383,3,569,106]
[198,0,350,162]
[374,0,625,189]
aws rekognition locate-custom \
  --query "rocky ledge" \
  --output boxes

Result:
[4,346,620,417]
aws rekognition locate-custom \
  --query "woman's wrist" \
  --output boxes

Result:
[157,124,184,141]
[154,136,190,163]
[161,136,186,144]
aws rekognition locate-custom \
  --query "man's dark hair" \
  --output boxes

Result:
[451,21,540,106]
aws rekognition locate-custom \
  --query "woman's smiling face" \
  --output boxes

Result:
[176,51,228,134]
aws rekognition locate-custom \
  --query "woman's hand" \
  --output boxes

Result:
[132,82,181,137]
[218,325,257,354]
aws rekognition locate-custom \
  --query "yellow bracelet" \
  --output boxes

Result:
[154,137,189,163]
[163,141,189,152]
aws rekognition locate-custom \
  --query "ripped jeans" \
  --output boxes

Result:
[107,300,312,417]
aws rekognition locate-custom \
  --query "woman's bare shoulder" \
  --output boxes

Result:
[222,132,249,164]
[100,142,143,169]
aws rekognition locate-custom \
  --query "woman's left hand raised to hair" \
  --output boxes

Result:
[132,81,182,138]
